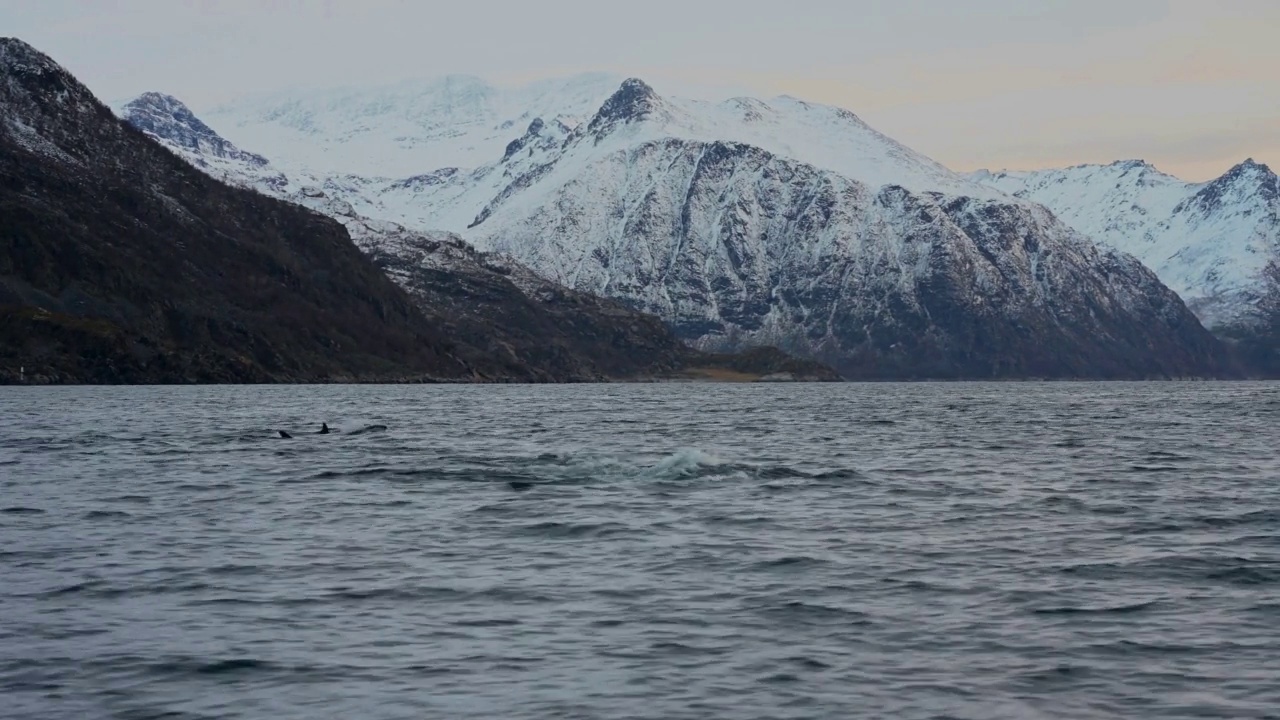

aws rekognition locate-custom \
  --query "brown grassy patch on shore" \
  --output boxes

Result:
[672,367,762,382]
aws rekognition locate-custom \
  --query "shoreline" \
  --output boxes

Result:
[1,376,1272,387]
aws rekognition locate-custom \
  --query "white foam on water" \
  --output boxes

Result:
[648,448,730,479]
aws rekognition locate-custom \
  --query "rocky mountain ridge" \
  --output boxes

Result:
[971,159,1279,373]
[0,38,476,383]
[121,81,1235,378]
[970,159,1279,329]
[2,38,837,384]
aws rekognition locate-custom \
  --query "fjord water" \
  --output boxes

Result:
[2,383,1277,720]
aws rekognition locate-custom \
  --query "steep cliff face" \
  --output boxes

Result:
[345,227,839,382]
[0,38,484,383]
[274,183,839,382]
[973,159,1279,375]
[121,92,270,167]
[463,134,1227,378]
[1230,257,1280,374]
[123,79,1236,379]
[329,220,694,382]
[973,160,1280,331]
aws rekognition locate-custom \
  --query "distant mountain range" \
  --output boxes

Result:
[2,36,1266,382]
[114,76,1238,378]
[970,161,1278,374]
[200,73,627,177]
[1,38,837,383]
[970,161,1279,328]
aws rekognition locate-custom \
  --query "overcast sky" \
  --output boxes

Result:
[4,0,1276,180]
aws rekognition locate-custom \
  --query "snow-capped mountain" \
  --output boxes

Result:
[120,82,1234,378]
[3,37,835,385]
[122,92,269,168]
[199,75,1002,201]
[119,91,289,191]
[198,73,626,177]
[971,160,1280,333]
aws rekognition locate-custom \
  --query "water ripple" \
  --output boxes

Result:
[1,382,1278,720]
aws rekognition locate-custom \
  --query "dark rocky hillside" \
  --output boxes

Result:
[1221,261,1280,377]
[361,230,839,382]
[0,38,486,383]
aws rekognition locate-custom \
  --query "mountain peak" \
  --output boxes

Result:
[500,116,568,162]
[124,91,188,112]
[586,78,662,134]
[1225,157,1273,179]
[122,91,268,167]
[0,36,58,73]
[121,92,207,130]
[1,37,88,100]
[1202,157,1276,192]
[1158,157,1278,225]
[1209,157,1278,204]
[1108,159,1155,173]
[0,37,116,149]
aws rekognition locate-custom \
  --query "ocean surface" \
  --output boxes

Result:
[1,382,1278,720]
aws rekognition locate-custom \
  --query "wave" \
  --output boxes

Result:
[1206,565,1280,586]
[190,658,271,675]
[1060,555,1280,586]
[513,520,634,539]
[1033,599,1161,615]
[645,449,864,485]
[787,656,833,670]
[703,513,775,526]
[756,600,872,627]
[190,584,553,607]
[648,641,732,656]
[108,494,152,504]
[288,447,860,494]
[452,618,522,628]
[346,424,389,436]
[648,448,729,478]
[31,580,213,599]
[751,556,831,570]
[83,510,131,520]
[1120,510,1280,535]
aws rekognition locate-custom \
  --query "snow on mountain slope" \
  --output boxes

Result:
[199,74,1002,200]
[652,91,1002,199]
[122,92,269,168]
[118,92,290,192]
[197,73,624,177]
[311,78,1001,239]
[972,160,1280,331]
[119,83,1235,378]
[112,93,768,381]
[446,89,1229,378]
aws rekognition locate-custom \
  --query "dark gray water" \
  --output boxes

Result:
[2,383,1278,720]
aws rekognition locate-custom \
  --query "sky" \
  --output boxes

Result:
[3,0,1276,181]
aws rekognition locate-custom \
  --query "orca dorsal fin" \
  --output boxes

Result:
[278,430,293,439]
